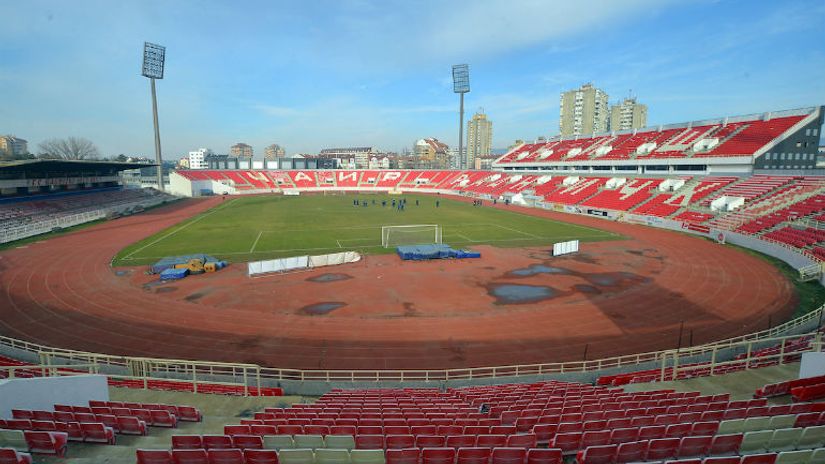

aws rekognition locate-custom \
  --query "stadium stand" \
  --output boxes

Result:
[0,188,175,244]
[120,379,825,464]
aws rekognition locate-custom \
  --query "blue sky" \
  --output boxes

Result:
[1,0,824,158]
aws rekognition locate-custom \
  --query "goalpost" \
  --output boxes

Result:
[382,224,442,248]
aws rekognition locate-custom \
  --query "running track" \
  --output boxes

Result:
[0,196,797,370]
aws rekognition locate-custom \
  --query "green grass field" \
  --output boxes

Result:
[113,194,622,266]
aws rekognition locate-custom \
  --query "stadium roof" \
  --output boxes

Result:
[0,159,155,174]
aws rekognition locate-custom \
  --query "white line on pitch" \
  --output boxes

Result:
[122,199,236,259]
[454,233,477,242]
[492,223,541,238]
[336,239,342,248]
[250,231,263,253]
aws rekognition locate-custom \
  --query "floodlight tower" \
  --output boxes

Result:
[142,42,166,191]
[452,64,470,169]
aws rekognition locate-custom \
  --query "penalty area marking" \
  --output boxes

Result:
[250,231,263,253]
[121,198,237,260]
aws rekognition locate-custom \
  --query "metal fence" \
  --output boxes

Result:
[1,305,821,393]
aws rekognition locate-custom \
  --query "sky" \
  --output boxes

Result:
[1,0,824,159]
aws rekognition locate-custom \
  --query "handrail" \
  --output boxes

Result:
[1,305,821,385]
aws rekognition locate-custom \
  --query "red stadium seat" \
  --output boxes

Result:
[173,436,204,450]
[202,435,233,450]
[231,435,263,450]
[79,423,115,444]
[741,454,778,464]
[615,441,645,463]
[550,432,581,453]
[172,449,209,464]
[646,438,680,461]
[223,426,250,437]
[422,447,456,464]
[178,406,203,422]
[505,434,536,449]
[117,416,148,435]
[490,447,527,464]
[22,431,68,457]
[386,435,416,449]
[416,436,447,448]
[137,449,174,464]
[355,435,385,449]
[476,435,507,448]
[703,458,741,464]
[446,435,477,449]
[456,447,491,464]
[678,435,712,458]
[244,449,279,464]
[576,445,617,464]
[0,448,32,464]
[526,448,562,464]
[580,431,610,448]
[709,434,743,456]
[386,448,421,464]
[207,448,245,464]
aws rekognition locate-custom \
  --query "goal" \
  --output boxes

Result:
[381,224,442,248]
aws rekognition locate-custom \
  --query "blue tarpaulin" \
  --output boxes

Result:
[159,268,189,281]
[396,244,481,261]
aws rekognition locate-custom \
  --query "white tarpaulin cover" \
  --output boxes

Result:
[553,239,579,256]
[248,251,361,276]
[308,251,361,268]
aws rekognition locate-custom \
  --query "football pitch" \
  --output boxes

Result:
[113,194,622,266]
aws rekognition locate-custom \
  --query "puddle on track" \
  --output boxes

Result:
[487,284,559,304]
[508,264,572,277]
[301,302,347,315]
[306,273,353,283]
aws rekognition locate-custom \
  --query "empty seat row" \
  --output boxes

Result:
[665,449,825,464]
[17,406,177,428]
[2,415,147,436]
[0,430,67,457]
[579,434,742,464]
[543,423,721,452]
[173,434,539,451]
[137,447,562,464]
[87,400,203,421]
[231,425,514,437]
[738,427,825,455]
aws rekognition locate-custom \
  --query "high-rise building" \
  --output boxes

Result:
[467,111,492,169]
[187,148,213,170]
[559,83,609,136]
[264,144,286,160]
[610,97,648,131]
[230,142,253,158]
[0,135,28,157]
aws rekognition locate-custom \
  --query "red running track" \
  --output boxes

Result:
[0,196,797,370]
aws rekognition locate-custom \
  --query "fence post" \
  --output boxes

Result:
[710,347,717,376]
[243,368,249,397]
[660,352,668,382]
[192,364,198,393]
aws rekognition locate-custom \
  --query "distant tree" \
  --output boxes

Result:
[0,151,35,161]
[37,137,100,160]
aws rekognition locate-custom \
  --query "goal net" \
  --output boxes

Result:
[381,224,442,248]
